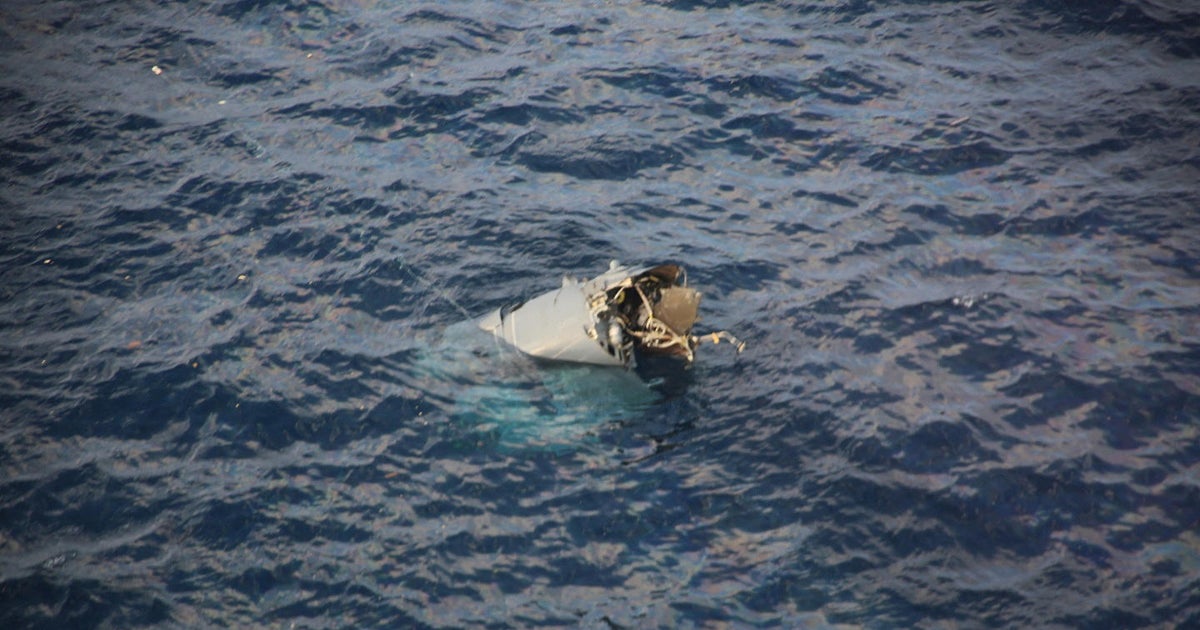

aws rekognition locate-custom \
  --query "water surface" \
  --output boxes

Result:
[2,0,1199,627]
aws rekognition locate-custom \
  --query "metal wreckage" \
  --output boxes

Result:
[478,261,744,369]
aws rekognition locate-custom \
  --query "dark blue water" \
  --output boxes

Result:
[3,0,1199,627]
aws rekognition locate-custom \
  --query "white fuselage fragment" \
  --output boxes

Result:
[478,261,699,368]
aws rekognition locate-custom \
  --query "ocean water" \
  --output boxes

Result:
[2,0,1199,627]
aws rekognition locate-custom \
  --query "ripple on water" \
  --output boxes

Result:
[1,0,1199,627]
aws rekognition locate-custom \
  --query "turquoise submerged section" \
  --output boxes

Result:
[415,320,660,450]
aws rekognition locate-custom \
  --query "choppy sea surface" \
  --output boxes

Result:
[2,0,1199,627]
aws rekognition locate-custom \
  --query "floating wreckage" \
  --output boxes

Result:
[478,261,744,369]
